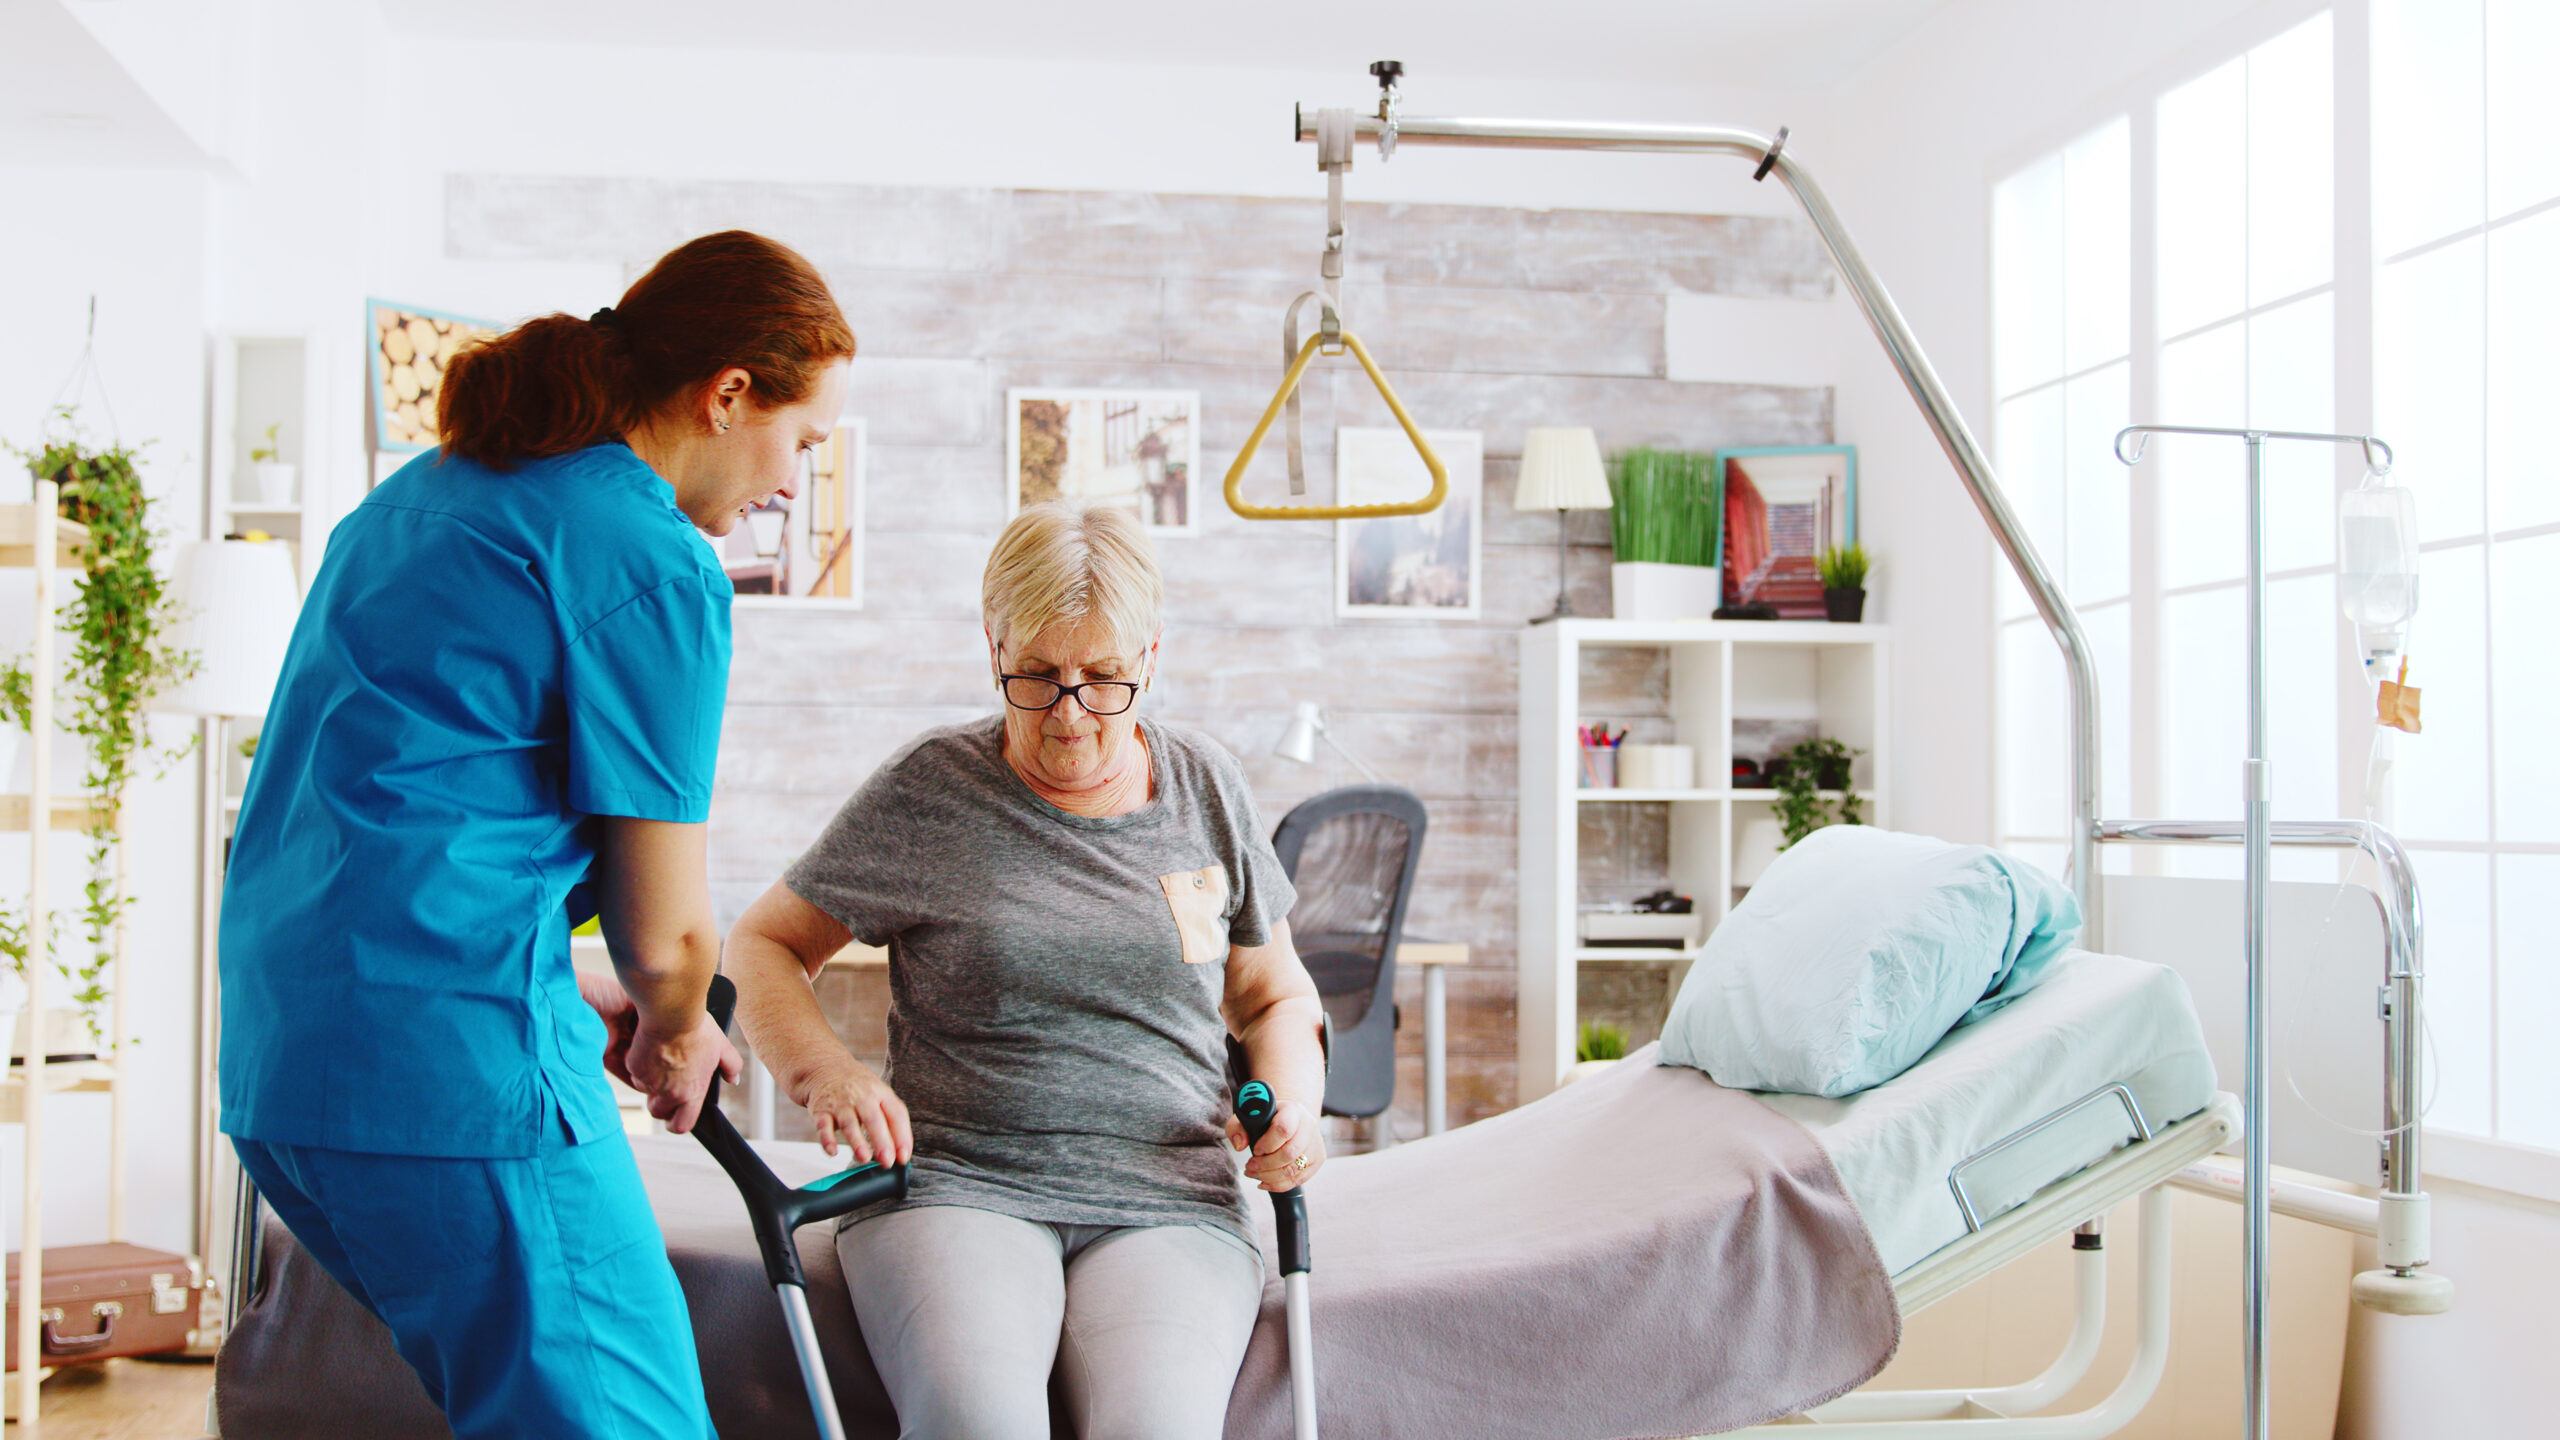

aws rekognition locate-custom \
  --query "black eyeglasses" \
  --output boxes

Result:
[997,674,1143,716]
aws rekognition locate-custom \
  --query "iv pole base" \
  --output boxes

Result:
[2352,1267,2454,1315]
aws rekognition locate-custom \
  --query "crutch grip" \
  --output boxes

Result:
[1233,1078,1312,1276]
[698,976,909,1289]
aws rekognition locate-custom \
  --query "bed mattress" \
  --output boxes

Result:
[1752,949,2218,1276]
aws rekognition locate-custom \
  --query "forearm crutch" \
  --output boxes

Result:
[697,975,907,1440]
[1234,1074,1319,1440]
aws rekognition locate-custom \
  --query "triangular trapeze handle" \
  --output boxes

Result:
[1223,330,1448,521]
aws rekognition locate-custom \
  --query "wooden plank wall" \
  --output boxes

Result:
[448,175,1835,1136]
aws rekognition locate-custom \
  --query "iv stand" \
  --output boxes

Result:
[2112,424,2393,1440]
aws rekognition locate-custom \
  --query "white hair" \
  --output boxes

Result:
[981,500,1164,659]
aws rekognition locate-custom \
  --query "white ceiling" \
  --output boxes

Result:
[0,0,205,165]
[373,0,1957,94]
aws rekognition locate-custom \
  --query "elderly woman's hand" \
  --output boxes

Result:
[1226,1098,1327,1192]
[794,1051,913,1167]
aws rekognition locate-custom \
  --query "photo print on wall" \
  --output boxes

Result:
[1335,426,1484,621]
[722,419,866,609]
[1006,389,1200,536]
[366,299,500,454]
[1717,445,1857,619]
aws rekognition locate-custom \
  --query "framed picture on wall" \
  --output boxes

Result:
[1006,388,1200,536]
[724,419,866,608]
[366,298,500,455]
[1335,427,1484,621]
[1715,444,1856,619]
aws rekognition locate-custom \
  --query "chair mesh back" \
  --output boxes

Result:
[1286,811,1413,965]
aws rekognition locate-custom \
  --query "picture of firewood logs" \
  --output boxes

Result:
[372,303,496,450]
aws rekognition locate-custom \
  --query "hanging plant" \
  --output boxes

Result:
[0,409,197,1037]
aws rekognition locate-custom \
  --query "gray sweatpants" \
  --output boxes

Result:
[836,1204,1263,1440]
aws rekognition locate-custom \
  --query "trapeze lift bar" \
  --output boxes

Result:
[1289,77,2102,932]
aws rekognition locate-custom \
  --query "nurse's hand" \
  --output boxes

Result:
[794,1053,912,1167]
[625,1009,744,1135]
[576,972,644,1088]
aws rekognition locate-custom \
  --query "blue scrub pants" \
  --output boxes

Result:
[233,1124,716,1440]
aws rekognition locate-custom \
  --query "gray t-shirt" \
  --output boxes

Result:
[783,715,1297,1244]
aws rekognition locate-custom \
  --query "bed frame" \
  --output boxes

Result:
[1285,66,2445,1440]
[1725,1096,2239,1437]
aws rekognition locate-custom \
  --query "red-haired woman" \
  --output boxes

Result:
[220,231,853,1438]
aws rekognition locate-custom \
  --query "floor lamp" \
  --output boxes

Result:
[151,538,299,1340]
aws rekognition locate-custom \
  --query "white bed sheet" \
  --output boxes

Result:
[1752,950,2218,1276]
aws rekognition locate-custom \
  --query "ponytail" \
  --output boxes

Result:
[436,230,856,469]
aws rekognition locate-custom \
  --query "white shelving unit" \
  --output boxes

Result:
[210,333,319,585]
[1518,619,1891,1100]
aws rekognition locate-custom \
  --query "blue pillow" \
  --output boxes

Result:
[1657,827,2082,1097]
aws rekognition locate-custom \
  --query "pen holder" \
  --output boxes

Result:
[1579,744,1617,789]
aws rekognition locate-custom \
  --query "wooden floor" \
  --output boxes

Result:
[8,1359,214,1439]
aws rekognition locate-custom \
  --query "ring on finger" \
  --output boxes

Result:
[1289,1153,1309,1175]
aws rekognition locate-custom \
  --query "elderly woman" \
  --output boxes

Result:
[726,499,1328,1439]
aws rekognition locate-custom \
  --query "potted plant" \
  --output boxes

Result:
[1606,448,1720,621]
[249,423,297,507]
[1772,735,1866,848]
[1,414,198,1047]
[1819,543,1869,623]
[1564,1021,1631,1084]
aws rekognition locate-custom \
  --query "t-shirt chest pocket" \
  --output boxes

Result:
[1157,865,1232,965]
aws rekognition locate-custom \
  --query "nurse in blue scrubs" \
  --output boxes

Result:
[220,230,856,1439]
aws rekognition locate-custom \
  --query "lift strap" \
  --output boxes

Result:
[1282,108,1359,496]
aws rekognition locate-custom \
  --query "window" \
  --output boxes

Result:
[1990,118,2133,883]
[2371,0,2560,1147]
[1995,3,2560,1153]
[1992,14,2339,886]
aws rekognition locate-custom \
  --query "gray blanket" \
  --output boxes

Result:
[1224,1045,1897,1439]
[219,1053,1896,1438]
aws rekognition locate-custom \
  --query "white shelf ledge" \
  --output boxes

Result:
[1574,947,1703,964]
[1578,788,1727,802]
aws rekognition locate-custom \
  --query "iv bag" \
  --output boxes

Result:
[2340,484,2419,631]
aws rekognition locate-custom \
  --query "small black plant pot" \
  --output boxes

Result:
[1824,586,1867,623]
[1815,758,1855,791]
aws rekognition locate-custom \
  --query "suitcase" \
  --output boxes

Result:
[4,1244,202,1370]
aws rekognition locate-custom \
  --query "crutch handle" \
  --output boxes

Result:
[1232,1078,1311,1277]
[698,975,908,1289]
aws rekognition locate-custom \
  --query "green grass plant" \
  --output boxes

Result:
[1606,448,1719,567]
[1577,1021,1630,1063]
[1818,542,1870,591]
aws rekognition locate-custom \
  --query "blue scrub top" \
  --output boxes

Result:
[220,444,732,1158]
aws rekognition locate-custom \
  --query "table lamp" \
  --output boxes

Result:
[153,537,302,1342]
[1514,427,1611,623]
[1274,701,1384,783]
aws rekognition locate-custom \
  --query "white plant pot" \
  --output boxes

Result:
[1560,1058,1624,1085]
[11,1006,99,1062]
[1610,562,1720,622]
[252,461,298,508]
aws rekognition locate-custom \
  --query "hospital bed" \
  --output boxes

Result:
[211,948,2232,1439]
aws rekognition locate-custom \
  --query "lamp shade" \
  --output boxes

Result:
[153,539,302,718]
[1274,701,1324,766]
[1513,427,1612,510]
